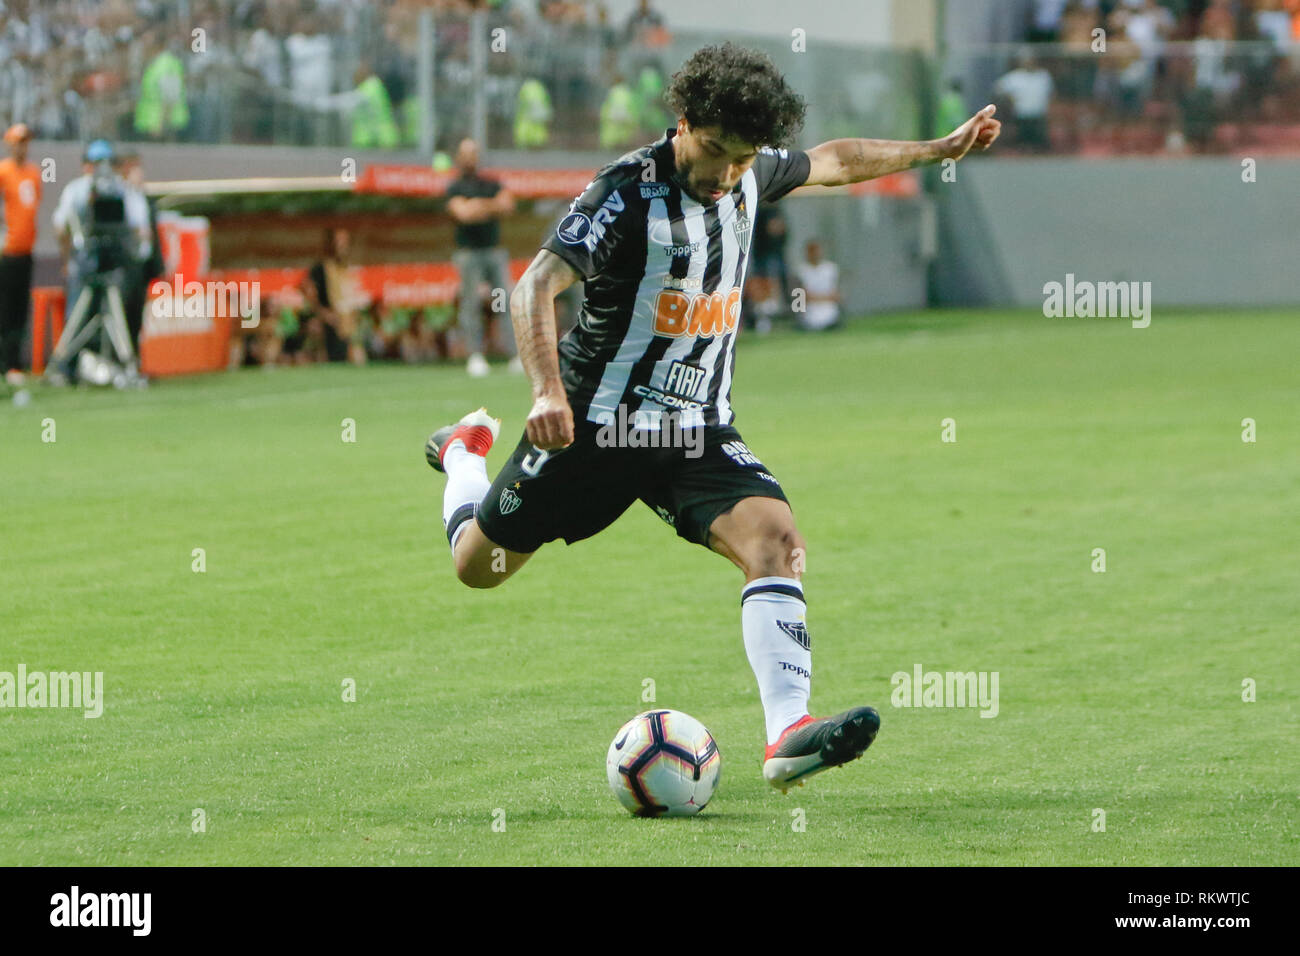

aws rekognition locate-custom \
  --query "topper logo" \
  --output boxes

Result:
[651,288,742,338]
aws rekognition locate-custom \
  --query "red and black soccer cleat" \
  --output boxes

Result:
[762,706,881,793]
[425,407,501,472]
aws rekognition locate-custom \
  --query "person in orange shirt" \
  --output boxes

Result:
[0,124,41,384]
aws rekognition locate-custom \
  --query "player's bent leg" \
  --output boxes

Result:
[427,407,535,589]
[450,519,533,588]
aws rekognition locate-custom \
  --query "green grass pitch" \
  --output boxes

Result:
[1,308,1295,866]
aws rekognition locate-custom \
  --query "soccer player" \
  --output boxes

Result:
[426,43,1000,791]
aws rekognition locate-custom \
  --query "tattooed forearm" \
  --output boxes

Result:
[510,249,580,398]
[804,107,998,187]
[807,137,945,187]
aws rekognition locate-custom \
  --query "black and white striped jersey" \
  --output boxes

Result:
[542,127,810,429]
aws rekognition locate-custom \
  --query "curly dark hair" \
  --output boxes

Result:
[664,42,807,149]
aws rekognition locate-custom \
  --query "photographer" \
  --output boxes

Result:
[48,140,151,381]
[113,149,163,352]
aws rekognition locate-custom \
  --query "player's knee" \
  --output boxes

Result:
[455,562,502,589]
[453,549,504,589]
[746,524,806,578]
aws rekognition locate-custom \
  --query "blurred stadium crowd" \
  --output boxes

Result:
[982,0,1300,152]
[6,0,1300,154]
[0,0,675,151]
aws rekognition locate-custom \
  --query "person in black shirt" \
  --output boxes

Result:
[744,199,791,333]
[300,227,360,364]
[445,138,518,377]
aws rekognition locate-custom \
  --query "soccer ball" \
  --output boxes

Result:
[606,709,721,817]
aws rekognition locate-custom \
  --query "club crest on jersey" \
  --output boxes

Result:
[732,202,752,255]
[499,488,522,515]
[777,620,811,650]
[556,212,592,245]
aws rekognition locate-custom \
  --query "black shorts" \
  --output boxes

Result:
[475,419,789,554]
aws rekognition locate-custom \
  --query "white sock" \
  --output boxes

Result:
[441,440,490,551]
[741,576,812,745]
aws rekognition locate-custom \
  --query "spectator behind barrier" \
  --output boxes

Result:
[994,49,1054,151]
[794,240,841,333]
[445,137,520,378]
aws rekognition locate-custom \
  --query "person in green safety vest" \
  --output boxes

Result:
[635,66,669,137]
[600,75,639,149]
[514,78,552,148]
[350,65,401,149]
[134,39,189,140]
[400,96,422,148]
[935,79,968,141]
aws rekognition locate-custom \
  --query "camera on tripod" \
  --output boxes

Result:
[46,143,148,388]
[81,173,135,275]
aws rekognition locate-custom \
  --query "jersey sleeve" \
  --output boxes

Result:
[541,172,634,279]
[753,147,811,202]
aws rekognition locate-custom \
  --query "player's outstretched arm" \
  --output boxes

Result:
[510,248,581,450]
[803,104,1002,187]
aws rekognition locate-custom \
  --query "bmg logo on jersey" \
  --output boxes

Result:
[652,287,742,338]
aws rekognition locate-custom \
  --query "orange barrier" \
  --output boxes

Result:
[205,259,529,308]
[139,310,233,378]
[30,287,66,375]
[356,164,921,199]
[30,260,533,378]
[356,165,594,198]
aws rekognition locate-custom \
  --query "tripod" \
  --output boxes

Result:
[44,268,144,387]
